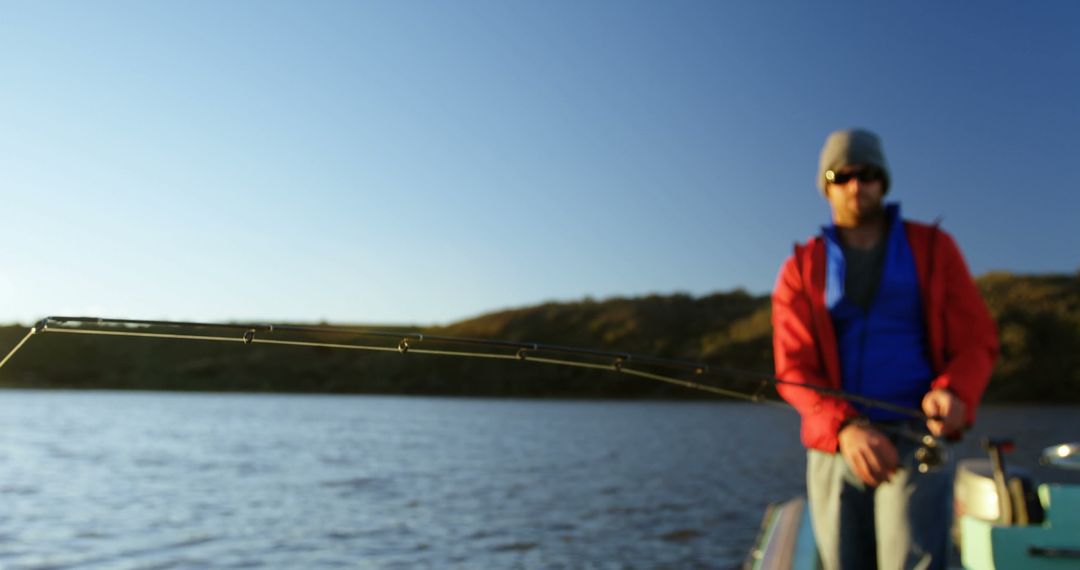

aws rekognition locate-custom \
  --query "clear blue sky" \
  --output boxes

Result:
[2,1,1077,326]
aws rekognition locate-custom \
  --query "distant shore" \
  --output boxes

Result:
[1,271,1077,403]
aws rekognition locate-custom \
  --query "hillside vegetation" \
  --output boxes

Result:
[0,272,1076,402]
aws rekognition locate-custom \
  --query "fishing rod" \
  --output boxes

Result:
[0,315,947,470]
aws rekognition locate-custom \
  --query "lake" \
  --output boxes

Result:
[0,391,1076,569]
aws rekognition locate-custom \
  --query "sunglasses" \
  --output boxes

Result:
[825,167,883,185]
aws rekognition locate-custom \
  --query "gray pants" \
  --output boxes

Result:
[806,435,954,570]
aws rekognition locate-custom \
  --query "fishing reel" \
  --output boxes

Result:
[913,434,948,473]
[877,422,949,473]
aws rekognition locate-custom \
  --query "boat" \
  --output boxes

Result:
[745,439,1080,569]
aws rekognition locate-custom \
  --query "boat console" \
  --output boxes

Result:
[954,438,1080,569]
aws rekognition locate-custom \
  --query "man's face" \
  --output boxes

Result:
[824,164,886,226]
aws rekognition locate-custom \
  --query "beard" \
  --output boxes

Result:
[851,198,886,225]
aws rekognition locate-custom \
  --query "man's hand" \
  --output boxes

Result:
[838,422,898,487]
[922,389,966,437]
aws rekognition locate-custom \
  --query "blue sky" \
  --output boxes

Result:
[2,1,1077,325]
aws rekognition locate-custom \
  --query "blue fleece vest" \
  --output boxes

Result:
[823,204,934,421]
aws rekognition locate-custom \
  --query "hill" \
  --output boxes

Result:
[0,272,1076,402]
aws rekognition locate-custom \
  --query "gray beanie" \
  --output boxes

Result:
[817,128,891,194]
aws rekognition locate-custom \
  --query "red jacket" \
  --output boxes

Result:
[771,221,999,452]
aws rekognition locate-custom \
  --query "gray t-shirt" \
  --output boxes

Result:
[842,239,886,310]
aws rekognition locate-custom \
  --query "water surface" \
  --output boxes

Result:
[0,391,1075,569]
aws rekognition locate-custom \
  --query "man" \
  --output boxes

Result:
[771,128,998,569]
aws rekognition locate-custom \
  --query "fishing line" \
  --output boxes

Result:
[0,329,36,371]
